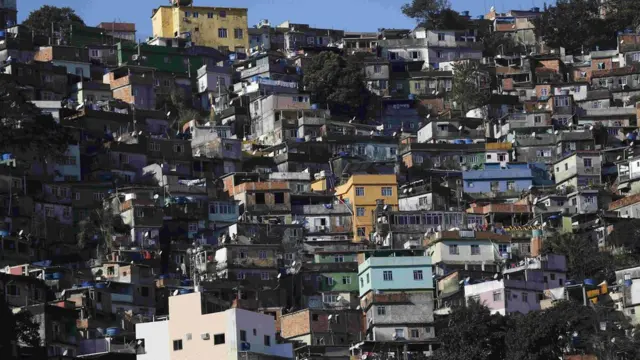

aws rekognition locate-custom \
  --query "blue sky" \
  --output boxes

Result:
[18,0,549,41]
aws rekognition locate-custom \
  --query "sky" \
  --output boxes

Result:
[17,0,550,41]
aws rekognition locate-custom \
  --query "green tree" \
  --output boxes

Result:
[542,233,614,282]
[0,292,41,357]
[533,0,614,53]
[451,60,491,113]
[401,0,468,30]
[0,78,72,159]
[157,85,200,130]
[433,300,510,360]
[303,51,372,118]
[77,205,131,260]
[23,5,85,39]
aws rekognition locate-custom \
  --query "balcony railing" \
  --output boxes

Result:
[247,203,291,213]
[111,293,133,303]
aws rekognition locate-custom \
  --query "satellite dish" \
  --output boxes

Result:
[173,290,179,296]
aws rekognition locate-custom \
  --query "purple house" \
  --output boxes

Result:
[464,254,567,315]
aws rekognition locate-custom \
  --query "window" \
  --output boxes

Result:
[214,333,225,345]
[7,284,19,296]
[360,277,364,287]
[507,181,515,191]
[381,187,393,196]
[173,144,184,153]
[237,272,246,280]
[522,292,528,302]
[493,291,502,301]
[554,96,570,107]
[327,277,334,286]
[449,244,459,255]
[312,314,319,321]
[436,50,442,58]
[45,206,54,217]
[188,222,198,232]
[550,273,556,280]
[490,181,499,191]
[377,306,386,315]
[471,244,480,255]
[218,28,228,38]
[173,340,183,351]
[334,255,344,263]
[584,158,592,167]
[264,335,271,346]
[342,276,352,285]
[240,330,246,342]
[219,10,226,17]
[598,62,606,70]
[259,250,267,259]
[207,12,214,18]
[498,244,508,254]
[193,12,199,18]
[75,67,84,77]
[383,270,393,281]
[356,207,365,217]
[355,187,365,196]
[234,28,244,39]
[413,270,423,280]
[357,227,366,237]
[410,51,420,59]
[62,207,70,218]
[366,273,370,283]
[184,11,190,17]
[374,65,382,73]
[414,82,421,90]
[411,329,420,338]
[395,329,405,339]
[261,272,270,280]
[136,209,144,217]
[149,142,160,151]
[438,33,445,41]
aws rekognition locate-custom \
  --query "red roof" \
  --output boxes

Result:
[97,22,136,32]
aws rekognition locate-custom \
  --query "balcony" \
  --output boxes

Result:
[111,293,133,303]
[359,255,431,271]
[381,38,483,50]
[298,116,326,127]
[246,203,291,213]
[218,257,278,269]
[582,107,636,117]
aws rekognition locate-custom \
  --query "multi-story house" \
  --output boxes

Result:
[104,66,156,110]
[356,250,436,354]
[408,70,453,97]
[280,308,362,359]
[464,254,566,315]
[151,3,249,53]
[417,117,486,144]
[136,291,293,360]
[222,172,292,221]
[301,252,359,308]
[295,203,353,243]
[196,63,233,110]
[96,22,136,42]
[26,301,80,358]
[462,163,553,199]
[33,45,91,78]
[334,174,398,241]
[425,230,512,275]
[380,28,483,69]
[343,31,378,54]
[275,21,344,51]
[2,61,68,100]
[71,81,113,106]
[486,8,541,46]
[399,142,486,170]
[364,58,390,96]
[553,151,602,190]
[107,189,164,247]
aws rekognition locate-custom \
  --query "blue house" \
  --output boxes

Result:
[462,163,552,194]
[358,250,433,297]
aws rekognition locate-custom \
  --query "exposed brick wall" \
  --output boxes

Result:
[113,86,133,104]
[34,47,53,62]
[538,59,561,73]
[280,310,310,339]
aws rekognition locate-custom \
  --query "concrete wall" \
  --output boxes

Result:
[137,320,170,360]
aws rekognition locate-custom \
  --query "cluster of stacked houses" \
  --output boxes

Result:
[3,0,640,359]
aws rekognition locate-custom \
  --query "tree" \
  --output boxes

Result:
[433,300,510,360]
[533,0,614,54]
[303,51,372,118]
[156,85,200,130]
[542,233,614,282]
[0,292,41,358]
[23,5,85,39]
[0,78,72,159]
[450,60,491,113]
[401,0,468,30]
[505,301,595,360]
[77,205,131,261]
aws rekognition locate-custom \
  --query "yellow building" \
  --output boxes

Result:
[334,174,398,242]
[151,3,249,53]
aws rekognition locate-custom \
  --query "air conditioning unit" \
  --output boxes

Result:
[201,333,210,340]
[318,225,326,232]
